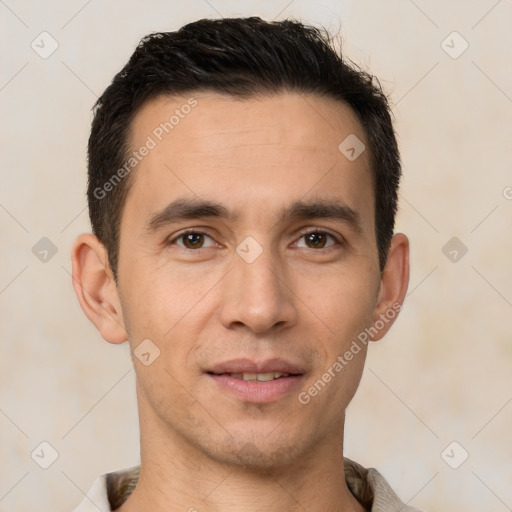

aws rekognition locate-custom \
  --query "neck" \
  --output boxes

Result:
[116,388,366,512]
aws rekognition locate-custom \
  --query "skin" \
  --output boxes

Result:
[72,91,409,512]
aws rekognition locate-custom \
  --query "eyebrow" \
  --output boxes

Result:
[143,197,363,235]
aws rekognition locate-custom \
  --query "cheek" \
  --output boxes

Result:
[119,260,211,339]
[301,267,379,338]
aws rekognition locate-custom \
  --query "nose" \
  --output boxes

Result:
[219,243,298,334]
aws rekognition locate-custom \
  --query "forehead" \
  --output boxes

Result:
[123,91,373,229]
[130,91,367,158]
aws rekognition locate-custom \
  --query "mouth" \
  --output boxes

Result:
[205,359,305,403]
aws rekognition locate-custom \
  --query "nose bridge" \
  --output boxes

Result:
[220,238,296,333]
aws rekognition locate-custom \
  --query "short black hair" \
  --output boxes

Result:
[87,16,401,280]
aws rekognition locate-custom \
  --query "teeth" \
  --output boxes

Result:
[216,372,292,381]
[234,372,290,381]
[256,373,275,382]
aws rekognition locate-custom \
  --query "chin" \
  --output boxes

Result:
[201,429,310,471]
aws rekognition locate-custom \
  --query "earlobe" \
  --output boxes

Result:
[370,233,410,342]
[71,233,128,344]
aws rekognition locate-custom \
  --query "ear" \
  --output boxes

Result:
[370,233,410,342]
[71,233,128,344]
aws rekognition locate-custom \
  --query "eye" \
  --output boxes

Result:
[295,230,339,249]
[171,230,216,250]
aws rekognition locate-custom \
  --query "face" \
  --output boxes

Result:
[116,91,384,468]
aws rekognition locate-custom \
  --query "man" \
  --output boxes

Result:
[71,16,419,512]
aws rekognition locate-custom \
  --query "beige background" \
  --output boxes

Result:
[1,0,511,510]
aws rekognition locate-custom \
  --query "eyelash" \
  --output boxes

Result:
[168,228,343,251]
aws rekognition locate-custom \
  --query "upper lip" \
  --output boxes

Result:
[207,358,305,375]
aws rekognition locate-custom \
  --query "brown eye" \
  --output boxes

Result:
[305,232,327,248]
[296,231,337,250]
[183,233,204,249]
[173,231,215,250]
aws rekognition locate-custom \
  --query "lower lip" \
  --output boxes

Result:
[208,374,304,403]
